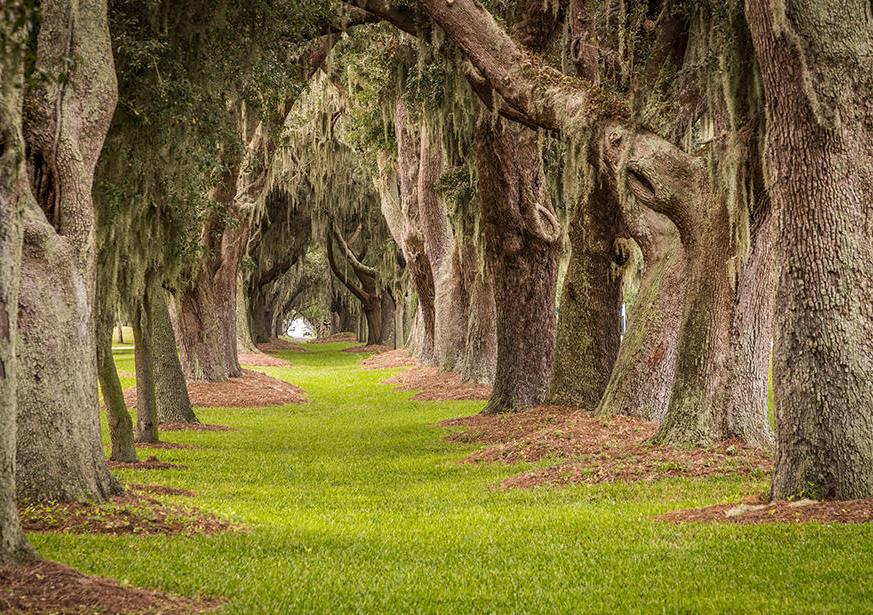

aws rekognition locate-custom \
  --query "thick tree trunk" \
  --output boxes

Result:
[549,176,623,409]
[177,273,229,381]
[15,0,121,504]
[0,42,34,561]
[458,260,497,383]
[150,287,197,424]
[476,120,560,413]
[214,221,248,378]
[747,0,873,499]
[96,302,137,462]
[133,297,159,444]
[596,217,685,421]
[236,275,258,352]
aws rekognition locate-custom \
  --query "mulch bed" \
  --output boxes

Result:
[0,561,221,614]
[136,441,195,450]
[124,369,305,408]
[309,332,357,343]
[384,365,492,401]
[361,349,418,369]
[238,351,290,367]
[662,495,873,524]
[108,456,186,471]
[256,338,307,352]
[442,405,772,488]
[126,483,196,497]
[160,422,232,432]
[19,493,237,536]
[343,344,392,354]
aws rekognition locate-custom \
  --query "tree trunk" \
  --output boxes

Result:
[95,295,137,462]
[0,38,35,560]
[476,120,560,413]
[596,229,685,422]
[133,296,158,444]
[458,260,497,383]
[150,287,197,424]
[177,272,229,381]
[747,0,873,499]
[549,176,623,409]
[116,321,124,344]
[236,275,258,352]
[15,0,121,503]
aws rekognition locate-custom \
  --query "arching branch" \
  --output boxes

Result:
[331,223,378,279]
[326,231,370,304]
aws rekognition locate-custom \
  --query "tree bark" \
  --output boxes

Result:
[16,0,121,503]
[549,176,623,409]
[476,120,561,413]
[176,272,229,381]
[150,287,197,424]
[95,291,138,462]
[0,29,35,560]
[133,291,159,444]
[747,0,873,499]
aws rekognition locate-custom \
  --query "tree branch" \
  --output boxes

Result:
[326,231,370,304]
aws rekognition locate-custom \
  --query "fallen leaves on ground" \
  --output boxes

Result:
[662,495,873,524]
[124,369,305,408]
[0,561,222,614]
[442,405,772,488]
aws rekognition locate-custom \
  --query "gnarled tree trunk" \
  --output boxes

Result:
[95,296,137,462]
[476,120,560,413]
[16,0,121,503]
[133,290,158,444]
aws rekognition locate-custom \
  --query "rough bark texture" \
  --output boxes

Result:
[176,272,229,381]
[476,120,560,413]
[747,0,873,499]
[0,32,35,561]
[95,289,137,462]
[133,293,158,444]
[16,0,121,503]
[151,287,197,424]
[549,176,623,409]
[596,207,685,422]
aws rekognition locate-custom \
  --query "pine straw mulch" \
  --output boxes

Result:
[126,483,196,497]
[0,561,222,615]
[124,369,305,408]
[108,456,186,471]
[19,491,238,536]
[384,365,492,401]
[441,405,773,489]
[237,351,289,367]
[160,422,233,432]
[309,332,357,343]
[661,495,873,524]
[342,344,392,354]
[361,349,419,369]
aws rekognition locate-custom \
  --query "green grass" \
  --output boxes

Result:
[32,343,873,613]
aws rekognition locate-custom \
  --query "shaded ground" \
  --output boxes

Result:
[19,492,237,536]
[108,455,185,470]
[361,349,418,369]
[309,332,357,343]
[124,369,305,408]
[442,405,772,488]
[238,351,290,367]
[663,496,873,524]
[0,561,221,615]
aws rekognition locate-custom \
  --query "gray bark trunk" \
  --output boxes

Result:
[151,287,197,424]
[0,35,35,560]
[177,273,229,381]
[15,0,121,503]
[476,120,560,413]
[747,0,873,499]
[133,292,158,443]
[549,176,623,409]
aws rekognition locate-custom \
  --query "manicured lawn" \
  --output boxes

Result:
[32,343,873,613]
